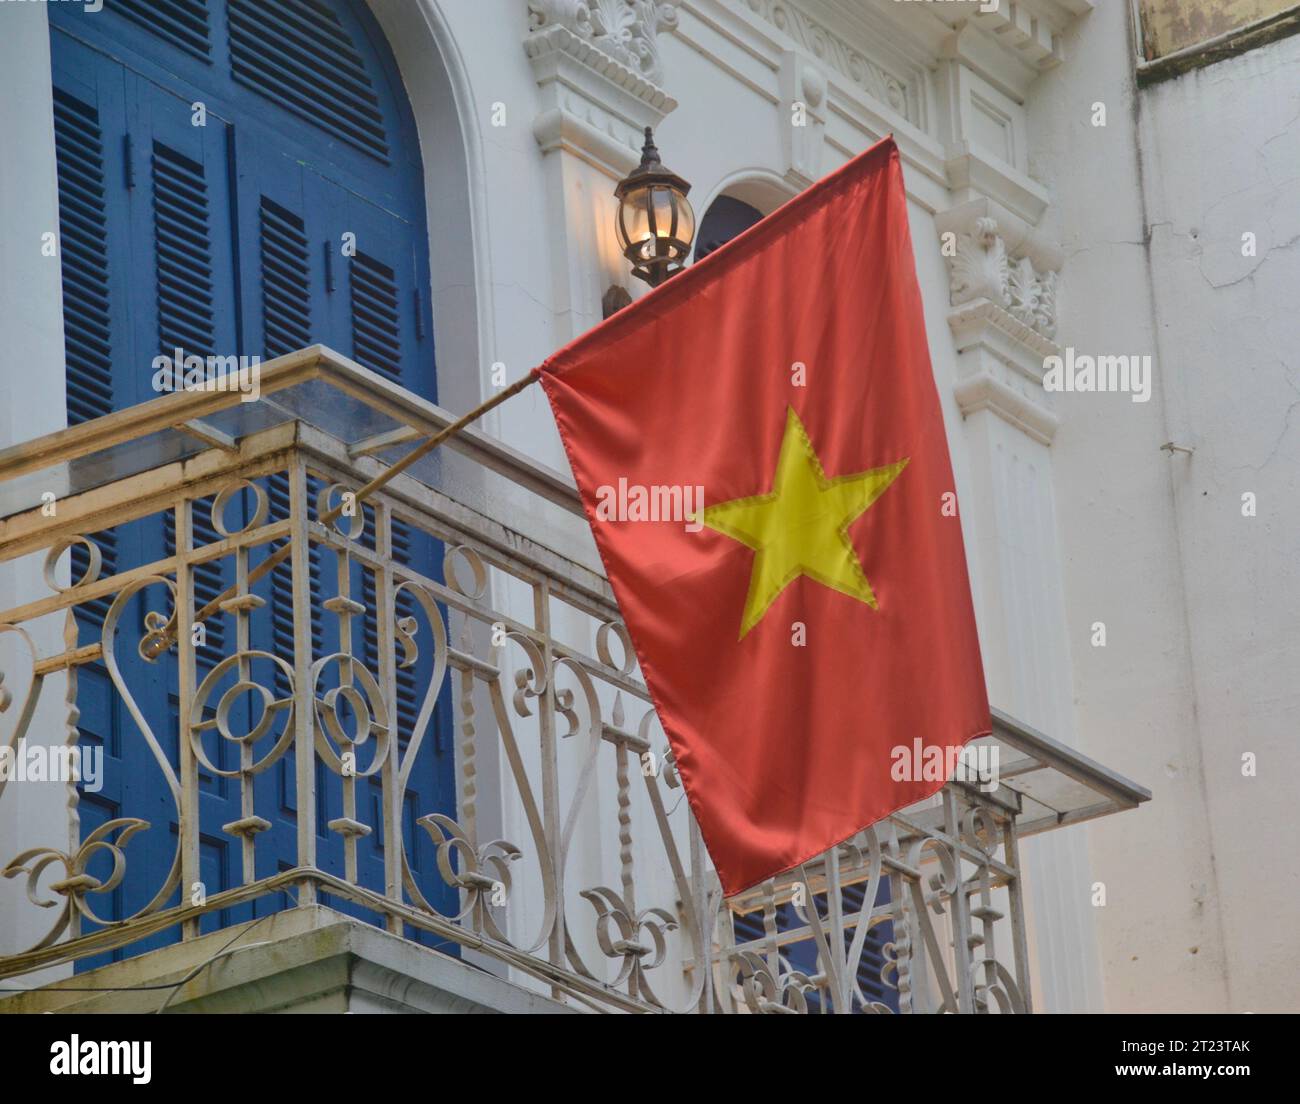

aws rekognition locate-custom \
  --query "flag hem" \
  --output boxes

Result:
[717,722,994,899]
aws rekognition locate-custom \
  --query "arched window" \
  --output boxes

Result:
[693,195,764,262]
[52,0,434,416]
[50,0,454,961]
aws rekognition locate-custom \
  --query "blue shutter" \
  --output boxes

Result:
[139,81,238,666]
[106,0,213,61]
[50,0,451,958]
[227,0,389,162]
[150,142,218,359]
[258,198,313,355]
[350,252,403,384]
[53,84,120,627]
[150,136,226,661]
[54,90,115,427]
[338,193,427,394]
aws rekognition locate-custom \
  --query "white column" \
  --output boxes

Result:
[936,197,1104,1012]
[0,2,74,977]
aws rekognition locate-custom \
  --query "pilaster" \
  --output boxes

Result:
[525,2,682,339]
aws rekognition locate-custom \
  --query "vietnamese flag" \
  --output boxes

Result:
[538,136,990,896]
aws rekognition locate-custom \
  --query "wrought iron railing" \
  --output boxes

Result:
[0,348,1148,1012]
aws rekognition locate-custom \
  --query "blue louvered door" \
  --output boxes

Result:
[53,41,258,963]
[235,129,457,934]
[50,0,455,961]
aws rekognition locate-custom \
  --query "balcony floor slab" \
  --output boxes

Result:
[0,905,577,1015]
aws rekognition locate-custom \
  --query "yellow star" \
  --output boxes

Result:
[701,406,908,639]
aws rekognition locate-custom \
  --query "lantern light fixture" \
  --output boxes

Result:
[613,127,696,291]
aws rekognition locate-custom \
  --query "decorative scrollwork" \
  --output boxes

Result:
[211,478,269,537]
[972,955,1027,1014]
[581,884,677,1006]
[139,609,175,663]
[442,544,487,601]
[190,651,296,777]
[418,813,520,942]
[2,817,178,950]
[595,619,635,675]
[733,950,815,1014]
[944,216,1060,338]
[510,637,548,721]
[0,624,40,805]
[528,0,679,85]
[311,654,390,778]
[43,537,102,593]
[315,482,365,541]
[0,426,1048,1014]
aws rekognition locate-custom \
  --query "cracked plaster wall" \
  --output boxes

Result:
[1134,30,1300,1012]
[1032,3,1299,1011]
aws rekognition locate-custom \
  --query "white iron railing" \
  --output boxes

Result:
[0,348,1149,1012]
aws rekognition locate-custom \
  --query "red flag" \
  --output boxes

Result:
[538,136,989,896]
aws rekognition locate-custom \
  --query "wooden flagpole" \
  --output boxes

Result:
[142,368,542,659]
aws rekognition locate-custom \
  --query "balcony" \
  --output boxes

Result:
[0,348,1149,1013]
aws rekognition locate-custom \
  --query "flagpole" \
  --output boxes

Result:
[141,368,542,659]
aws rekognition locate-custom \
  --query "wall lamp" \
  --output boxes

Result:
[604,127,695,318]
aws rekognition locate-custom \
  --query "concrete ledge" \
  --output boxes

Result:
[1137,8,1300,86]
[0,906,577,1014]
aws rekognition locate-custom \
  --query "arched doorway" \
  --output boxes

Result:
[49,0,456,961]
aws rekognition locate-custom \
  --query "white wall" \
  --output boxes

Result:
[1034,2,1300,1012]
[1133,31,1300,1013]
[0,1,75,977]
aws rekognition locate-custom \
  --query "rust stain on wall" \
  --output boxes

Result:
[1139,0,1298,58]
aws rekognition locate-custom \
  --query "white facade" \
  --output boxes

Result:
[1038,5,1300,1013]
[0,0,1295,1012]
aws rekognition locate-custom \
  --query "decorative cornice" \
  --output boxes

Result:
[948,296,1061,363]
[740,0,919,124]
[915,0,1095,73]
[528,1,680,87]
[953,368,1059,446]
[673,0,953,207]
[968,0,1089,71]
[936,198,1061,340]
[526,23,678,178]
[940,196,1065,444]
[525,24,678,113]
[948,299,1062,445]
[936,196,1063,273]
